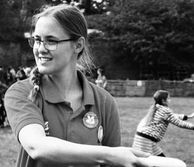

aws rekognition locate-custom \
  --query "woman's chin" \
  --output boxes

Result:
[37,67,52,75]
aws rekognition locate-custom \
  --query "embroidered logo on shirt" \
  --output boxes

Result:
[83,112,98,128]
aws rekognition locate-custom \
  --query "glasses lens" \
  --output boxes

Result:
[28,38,58,50]
[45,45,57,51]
[28,38,34,48]
[44,40,58,51]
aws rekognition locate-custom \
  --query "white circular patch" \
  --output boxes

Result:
[83,112,99,128]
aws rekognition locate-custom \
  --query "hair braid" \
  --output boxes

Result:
[28,67,42,102]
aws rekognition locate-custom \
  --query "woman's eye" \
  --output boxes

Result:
[47,40,57,45]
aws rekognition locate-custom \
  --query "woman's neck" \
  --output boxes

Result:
[51,69,79,95]
[49,69,83,111]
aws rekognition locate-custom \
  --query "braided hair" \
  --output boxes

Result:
[28,67,43,102]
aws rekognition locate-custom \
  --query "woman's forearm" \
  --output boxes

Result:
[19,124,149,166]
[29,136,109,165]
[27,136,148,167]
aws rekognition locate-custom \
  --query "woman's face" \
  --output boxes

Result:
[33,16,77,75]
[163,95,171,106]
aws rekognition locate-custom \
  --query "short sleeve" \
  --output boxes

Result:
[4,80,44,140]
[102,95,121,147]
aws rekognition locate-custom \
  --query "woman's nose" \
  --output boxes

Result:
[38,42,48,53]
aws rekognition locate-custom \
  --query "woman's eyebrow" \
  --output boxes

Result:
[45,35,58,38]
[33,35,59,40]
[45,35,63,40]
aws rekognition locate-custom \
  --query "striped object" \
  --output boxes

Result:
[137,105,194,142]
[132,104,194,155]
[132,133,163,155]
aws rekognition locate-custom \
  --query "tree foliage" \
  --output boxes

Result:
[87,0,194,79]
[0,0,111,41]
[0,0,21,41]
[0,0,47,41]
[1,0,194,79]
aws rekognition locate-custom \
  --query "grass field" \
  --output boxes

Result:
[0,97,194,167]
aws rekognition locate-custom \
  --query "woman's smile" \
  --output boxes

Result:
[38,56,53,63]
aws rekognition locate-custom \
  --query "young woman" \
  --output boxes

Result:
[132,90,194,156]
[4,4,149,167]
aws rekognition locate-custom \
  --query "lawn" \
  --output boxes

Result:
[0,97,194,167]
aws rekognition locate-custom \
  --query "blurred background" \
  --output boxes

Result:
[1,0,194,81]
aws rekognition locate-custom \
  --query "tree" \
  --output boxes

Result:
[87,0,194,80]
[83,0,112,15]
[0,0,21,41]
[0,0,47,41]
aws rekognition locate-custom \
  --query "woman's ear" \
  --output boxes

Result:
[74,37,85,55]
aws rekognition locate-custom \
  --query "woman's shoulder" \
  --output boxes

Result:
[89,81,115,102]
[88,81,119,119]
[5,78,32,96]
[156,104,170,112]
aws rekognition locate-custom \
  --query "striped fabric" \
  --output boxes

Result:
[132,134,163,155]
[138,105,194,141]
[132,104,194,155]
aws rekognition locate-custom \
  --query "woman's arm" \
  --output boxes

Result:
[174,112,194,120]
[166,110,194,130]
[156,105,194,130]
[19,123,150,167]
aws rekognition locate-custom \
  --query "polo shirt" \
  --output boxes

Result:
[4,71,121,167]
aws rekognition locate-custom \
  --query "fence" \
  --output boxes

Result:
[106,80,194,97]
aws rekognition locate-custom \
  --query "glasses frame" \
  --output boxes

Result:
[28,37,76,51]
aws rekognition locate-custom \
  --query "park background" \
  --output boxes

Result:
[0,0,194,167]
[1,0,194,81]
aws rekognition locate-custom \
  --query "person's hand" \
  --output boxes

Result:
[187,112,194,119]
[109,147,150,167]
[138,156,186,167]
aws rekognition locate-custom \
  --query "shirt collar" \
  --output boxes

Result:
[40,71,95,105]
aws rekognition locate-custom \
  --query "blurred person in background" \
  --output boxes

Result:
[0,93,6,128]
[23,66,32,77]
[9,66,16,82]
[16,67,27,81]
[95,68,107,89]
[132,90,194,157]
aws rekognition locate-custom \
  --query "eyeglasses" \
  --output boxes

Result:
[28,37,75,51]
